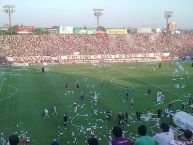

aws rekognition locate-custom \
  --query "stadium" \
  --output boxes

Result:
[0,1,193,145]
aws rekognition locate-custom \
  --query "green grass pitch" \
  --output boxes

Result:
[0,61,193,144]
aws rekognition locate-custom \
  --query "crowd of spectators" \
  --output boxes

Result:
[1,33,193,144]
[0,33,193,61]
[5,123,193,145]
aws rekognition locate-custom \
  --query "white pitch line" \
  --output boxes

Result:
[0,66,6,93]
[0,85,18,102]
[0,77,5,93]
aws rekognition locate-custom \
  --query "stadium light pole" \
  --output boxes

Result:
[3,5,16,35]
[93,9,104,28]
[164,11,173,30]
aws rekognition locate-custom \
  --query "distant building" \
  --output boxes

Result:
[152,28,162,33]
[171,30,181,34]
[48,28,59,34]
[128,28,137,34]
[168,22,177,31]
[137,27,153,33]
[0,24,9,31]
[155,28,162,33]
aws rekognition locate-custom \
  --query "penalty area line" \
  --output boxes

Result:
[0,77,5,93]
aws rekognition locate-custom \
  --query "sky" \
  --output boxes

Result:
[0,0,193,29]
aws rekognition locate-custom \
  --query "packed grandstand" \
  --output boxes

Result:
[0,32,193,65]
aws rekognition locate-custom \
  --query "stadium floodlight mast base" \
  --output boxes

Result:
[3,5,15,51]
[93,9,104,28]
[3,5,16,35]
[164,11,173,31]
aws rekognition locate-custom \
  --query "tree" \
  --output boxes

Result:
[11,25,18,35]
[51,26,59,29]
[33,27,47,35]
[0,25,18,35]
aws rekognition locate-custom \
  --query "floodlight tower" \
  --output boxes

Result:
[164,11,173,30]
[93,9,104,28]
[3,5,16,35]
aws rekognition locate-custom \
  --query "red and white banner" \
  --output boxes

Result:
[17,25,33,34]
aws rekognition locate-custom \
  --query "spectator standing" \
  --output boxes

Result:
[111,126,133,145]
[169,128,193,145]
[180,129,193,145]
[8,134,19,145]
[51,140,59,145]
[134,124,155,145]
[88,134,99,145]
[152,123,174,145]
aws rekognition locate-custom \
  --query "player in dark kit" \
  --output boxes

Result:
[63,113,68,126]
[157,108,162,118]
[76,81,80,88]
[124,112,128,123]
[181,102,185,110]
[42,67,44,73]
[125,86,129,99]
[64,81,68,89]
[125,90,129,99]
[106,109,112,121]
[136,110,141,121]
[159,62,161,68]
[147,89,151,95]
[117,112,122,125]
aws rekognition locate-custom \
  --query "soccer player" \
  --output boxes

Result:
[130,98,134,107]
[64,81,68,89]
[76,81,80,88]
[181,102,185,110]
[53,106,57,115]
[159,62,161,68]
[44,108,49,118]
[74,105,78,114]
[106,109,112,121]
[118,112,122,125]
[80,91,84,101]
[132,85,135,92]
[63,113,68,126]
[100,80,104,87]
[136,110,141,121]
[147,89,151,95]
[42,67,45,73]
[125,86,129,99]
[157,108,162,118]
[167,101,173,112]
[124,112,128,123]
